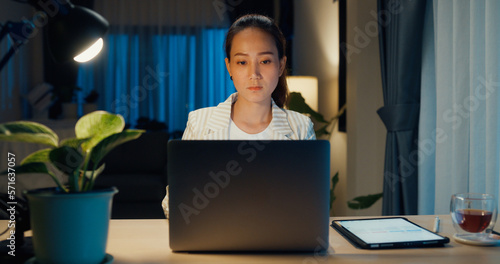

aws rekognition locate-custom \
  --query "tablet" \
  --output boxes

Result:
[331,217,450,249]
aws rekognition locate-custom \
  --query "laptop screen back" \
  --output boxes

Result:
[167,140,330,252]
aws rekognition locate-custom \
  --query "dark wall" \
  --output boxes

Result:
[225,0,295,73]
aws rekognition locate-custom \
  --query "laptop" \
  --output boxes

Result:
[167,140,330,252]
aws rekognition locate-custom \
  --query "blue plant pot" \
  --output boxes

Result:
[25,187,118,264]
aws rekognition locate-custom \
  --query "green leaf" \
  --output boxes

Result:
[49,146,84,176]
[81,163,106,191]
[3,162,50,175]
[60,137,91,149]
[21,149,52,164]
[288,92,328,123]
[315,124,331,138]
[89,129,144,165]
[75,111,125,153]
[83,163,106,180]
[348,193,383,210]
[1,162,68,192]
[330,172,339,210]
[49,146,84,192]
[0,121,59,147]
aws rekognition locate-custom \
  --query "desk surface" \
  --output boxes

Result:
[2,215,499,264]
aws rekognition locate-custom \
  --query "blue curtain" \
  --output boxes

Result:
[77,0,234,133]
[377,0,427,215]
[419,0,500,214]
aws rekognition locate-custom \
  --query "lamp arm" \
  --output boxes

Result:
[0,23,16,72]
[0,23,10,42]
[0,20,35,73]
[0,44,19,73]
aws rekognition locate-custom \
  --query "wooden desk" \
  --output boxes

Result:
[2,215,499,263]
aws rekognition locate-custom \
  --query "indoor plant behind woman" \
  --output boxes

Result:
[0,111,144,264]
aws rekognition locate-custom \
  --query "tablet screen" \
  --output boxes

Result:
[331,217,449,249]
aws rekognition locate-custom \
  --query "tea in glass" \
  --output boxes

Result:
[450,193,497,244]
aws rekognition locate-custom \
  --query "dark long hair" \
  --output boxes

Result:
[224,14,289,108]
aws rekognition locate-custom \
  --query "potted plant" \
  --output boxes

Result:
[0,111,144,264]
[288,92,382,213]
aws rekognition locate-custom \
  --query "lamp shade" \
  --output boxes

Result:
[286,76,319,112]
[45,3,108,63]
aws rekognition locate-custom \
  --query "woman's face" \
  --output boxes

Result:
[225,27,286,106]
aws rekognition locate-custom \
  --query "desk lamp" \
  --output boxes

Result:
[0,0,109,72]
[0,1,108,262]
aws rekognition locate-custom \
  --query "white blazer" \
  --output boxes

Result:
[182,93,316,140]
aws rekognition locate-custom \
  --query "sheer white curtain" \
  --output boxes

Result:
[419,0,500,214]
[77,0,234,132]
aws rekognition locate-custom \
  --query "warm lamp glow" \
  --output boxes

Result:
[74,38,104,62]
[287,76,319,111]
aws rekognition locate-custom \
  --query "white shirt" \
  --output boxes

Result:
[181,92,316,140]
[229,118,274,140]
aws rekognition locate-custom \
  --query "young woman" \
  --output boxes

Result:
[182,14,315,140]
[162,14,315,218]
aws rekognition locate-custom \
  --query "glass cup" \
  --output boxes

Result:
[450,193,497,242]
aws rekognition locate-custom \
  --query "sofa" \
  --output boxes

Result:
[94,131,169,219]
